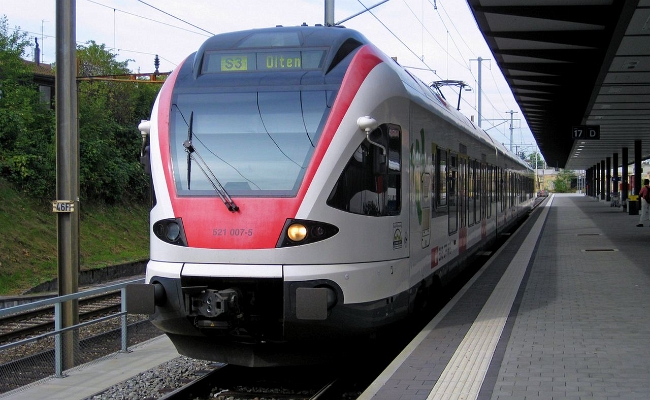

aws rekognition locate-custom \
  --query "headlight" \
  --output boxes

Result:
[287,224,308,242]
[153,218,188,246]
[165,223,181,241]
[276,219,339,247]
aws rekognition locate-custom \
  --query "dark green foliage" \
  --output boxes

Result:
[0,16,56,198]
[553,169,576,193]
[0,17,159,203]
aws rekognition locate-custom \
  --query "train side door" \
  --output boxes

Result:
[384,124,409,261]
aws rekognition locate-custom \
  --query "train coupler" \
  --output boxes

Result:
[191,288,242,318]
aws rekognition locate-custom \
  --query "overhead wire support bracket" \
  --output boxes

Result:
[76,71,171,83]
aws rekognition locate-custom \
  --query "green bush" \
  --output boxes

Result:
[0,17,158,203]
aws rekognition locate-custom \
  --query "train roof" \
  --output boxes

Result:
[390,63,531,170]
[195,25,370,50]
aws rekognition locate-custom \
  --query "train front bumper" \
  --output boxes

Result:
[126,259,409,344]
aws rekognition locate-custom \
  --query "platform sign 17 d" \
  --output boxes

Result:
[571,125,600,140]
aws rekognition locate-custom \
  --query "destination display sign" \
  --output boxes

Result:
[571,125,600,140]
[220,54,249,72]
[203,50,325,73]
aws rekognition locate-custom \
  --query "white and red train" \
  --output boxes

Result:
[129,25,535,367]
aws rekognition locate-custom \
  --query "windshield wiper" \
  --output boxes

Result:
[184,140,239,212]
[183,113,239,212]
[186,112,193,189]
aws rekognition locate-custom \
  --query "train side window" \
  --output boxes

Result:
[327,124,401,216]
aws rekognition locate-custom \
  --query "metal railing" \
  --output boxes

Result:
[0,278,144,379]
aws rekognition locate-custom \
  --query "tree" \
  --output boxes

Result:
[76,41,158,203]
[0,17,159,203]
[553,169,576,193]
[526,152,544,169]
[0,15,56,198]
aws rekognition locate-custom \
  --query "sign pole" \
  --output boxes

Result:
[55,0,79,371]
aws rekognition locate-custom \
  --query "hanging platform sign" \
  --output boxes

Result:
[571,125,600,140]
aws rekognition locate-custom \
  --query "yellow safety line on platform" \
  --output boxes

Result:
[426,196,553,400]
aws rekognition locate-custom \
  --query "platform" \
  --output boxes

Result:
[360,193,650,399]
[0,335,178,400]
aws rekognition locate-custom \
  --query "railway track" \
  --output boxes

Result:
[0,291,122,344]
[158,364,347,400]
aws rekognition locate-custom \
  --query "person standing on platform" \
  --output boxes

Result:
[637,178,650,227]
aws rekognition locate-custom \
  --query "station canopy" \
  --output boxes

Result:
[466,0,650,170]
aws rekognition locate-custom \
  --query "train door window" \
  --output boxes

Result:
[478,162,480,221]
[503,171,507,209]
[467,160,476,226]
[496,167,500,211]
[513,173,517,207]
[503,169,507,210]
[514,173,521,204]
[514,174,518,204]
[436,147,447,208]
[468,160,475,227]
[508,171,515,207]
[476,161,482,224]
[472,161,478,224]
[498,168,505,212]
[447,153,458,234]
[503,170,508,210]
[327,124,401,216]
[458,157,466,228]
[487,165,493,219]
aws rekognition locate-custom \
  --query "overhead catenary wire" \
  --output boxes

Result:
[429,0,523,143]
[86,0,212,38]
[355,1,483,119]
[135,0,215,36]
[358,0,492,130]
[356,0,440,81]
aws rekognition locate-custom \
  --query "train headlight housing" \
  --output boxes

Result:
[153,218,188,246]
[277,219,339,247]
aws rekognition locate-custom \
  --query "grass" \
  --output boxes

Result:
[0,179,149,295]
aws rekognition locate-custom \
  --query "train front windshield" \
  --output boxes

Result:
[170,90,334,197]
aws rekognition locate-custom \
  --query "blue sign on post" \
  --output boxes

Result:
[571,125,600,140]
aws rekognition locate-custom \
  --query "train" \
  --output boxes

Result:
[127,25,535,367]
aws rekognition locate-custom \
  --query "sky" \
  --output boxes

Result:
[2,0,538,155]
